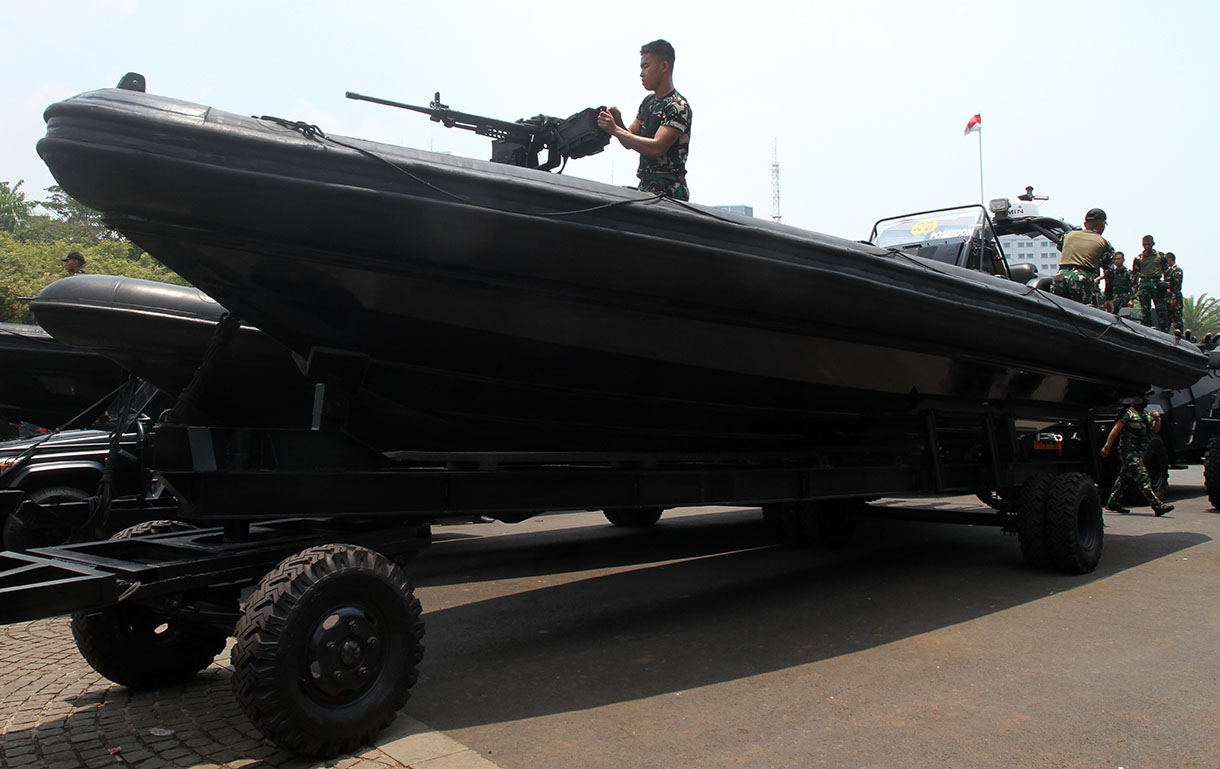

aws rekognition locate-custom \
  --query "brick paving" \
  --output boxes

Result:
[0,618,425,769]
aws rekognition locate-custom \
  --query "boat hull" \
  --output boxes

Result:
[35,87,1208,450]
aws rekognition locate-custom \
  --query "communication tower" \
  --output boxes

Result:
[771,139,782,223]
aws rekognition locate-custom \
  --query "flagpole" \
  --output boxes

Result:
[977,117,984,205]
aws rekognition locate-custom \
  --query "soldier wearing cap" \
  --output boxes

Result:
[1134,235,1168,329]
[60,251,86,276]
[1052,208,1114,307]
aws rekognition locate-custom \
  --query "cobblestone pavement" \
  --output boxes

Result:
[0,618,478,769]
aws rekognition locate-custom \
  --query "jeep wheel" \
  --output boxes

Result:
[2,486,91,550]
[1206,435,1220,509]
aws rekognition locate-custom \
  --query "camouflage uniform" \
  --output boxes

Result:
[1106,405,1165,511]
[635,90,692,200]
[1103,265,1133,314]
[1052,229,1114,306]
[1134,250,1168,329]
[1166,263,1184,333]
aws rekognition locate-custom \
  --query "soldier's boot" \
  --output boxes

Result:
[1153,500,1174,517]
[1106,503,1132,514]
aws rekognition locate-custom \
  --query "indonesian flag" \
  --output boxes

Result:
[964,113,981,135]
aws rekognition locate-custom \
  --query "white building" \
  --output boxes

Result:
[1000,235,1060,277]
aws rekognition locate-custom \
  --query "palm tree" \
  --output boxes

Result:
[0,180,32,233]
[1182,294,1220,339]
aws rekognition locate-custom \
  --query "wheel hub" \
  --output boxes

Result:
[308,607,384,699]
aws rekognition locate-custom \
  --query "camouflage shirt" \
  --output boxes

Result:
[1104,265,1132,299]
[1134,251,1167,280]
[1167,264,1183,296]
[635,89,692,200]
[1059,229,1114,274]
[1116,405,1154,457]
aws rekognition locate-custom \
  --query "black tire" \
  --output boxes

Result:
[232,544,425,757]
[603,507,664,527]
[2,486,91,550]
[1044,472,1104,574]
[975,489,1017,513]
[71,520,230,689]
[1205,435,1220,509]
[761,500,857,547]
[1015,474,1056,569]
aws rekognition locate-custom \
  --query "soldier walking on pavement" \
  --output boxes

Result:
[1134,235,1169,330]
[1165,252,1184,333]
[1052,208,1114,306]
[1101,391,1174,516]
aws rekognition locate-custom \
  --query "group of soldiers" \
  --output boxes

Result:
[1049,209,1185,333]
[1099,235,1184,333]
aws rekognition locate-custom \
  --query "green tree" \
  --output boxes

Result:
[1182,294,1220,339]
[34,185,119,243]
[0,180,34,234]
[0,232,190,324]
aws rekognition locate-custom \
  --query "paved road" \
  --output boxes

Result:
[3,468,1218,768]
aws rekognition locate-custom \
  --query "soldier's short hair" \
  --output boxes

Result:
[1166,252,1176,262]
[641,39,676,64]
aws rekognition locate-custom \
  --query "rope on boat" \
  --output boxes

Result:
[886,249,1132,344]
[256,115,667,218]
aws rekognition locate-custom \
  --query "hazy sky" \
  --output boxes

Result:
[6,1,1218,293]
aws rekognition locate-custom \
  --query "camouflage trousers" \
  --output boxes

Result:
[1110,292,1132,315]
[1168,294,1184,333]
[639,176,689,201]
[1137,282,1169,330]
[1052,267,1098,306]
[1107,450,1161,508]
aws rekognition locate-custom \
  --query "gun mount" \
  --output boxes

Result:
[346,90,610,172]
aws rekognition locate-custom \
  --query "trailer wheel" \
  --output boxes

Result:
[232,544,424,757]
[1015,474,1056,569]
[1044,472,1104,574]
[762,500,857,547]
[1205,435,1220,509]
[603,507,664,527]
[71,520,230,689]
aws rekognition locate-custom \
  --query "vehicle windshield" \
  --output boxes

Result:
[871,208,986,249]
[89,380,166,431]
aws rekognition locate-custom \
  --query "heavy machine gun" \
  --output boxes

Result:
[346,90,610,172]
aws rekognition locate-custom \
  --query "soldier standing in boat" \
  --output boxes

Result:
[1052,208,1113,306]
[1165,252,1184,333]
[1102,251,1133,316]
[1133,235,1168,329]
[60,250,86,276]
[1101,391,1174,516]
[597,39,692,201]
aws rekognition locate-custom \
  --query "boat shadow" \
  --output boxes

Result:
[406,509,1210,730]
[2,510,1206,766]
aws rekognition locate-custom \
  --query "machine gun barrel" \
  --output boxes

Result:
[346,89,609,172]
[345,91,536,142]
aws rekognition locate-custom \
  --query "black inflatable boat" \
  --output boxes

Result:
[34,81,1206,450]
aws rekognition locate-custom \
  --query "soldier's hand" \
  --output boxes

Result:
[597,109,620,135]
